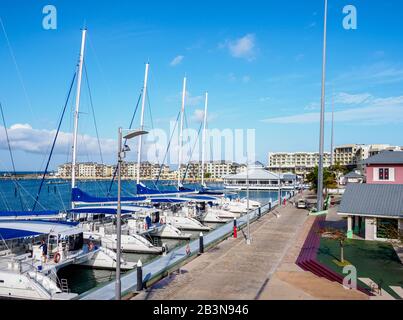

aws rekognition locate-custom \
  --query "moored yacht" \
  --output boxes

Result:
[0,220,98,300]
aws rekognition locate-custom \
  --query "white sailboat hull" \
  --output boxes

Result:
[164,215,210,231]
[148,224,192,239]
[80,247,136,270]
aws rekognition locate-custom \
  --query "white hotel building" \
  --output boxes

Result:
[268,152,331,178]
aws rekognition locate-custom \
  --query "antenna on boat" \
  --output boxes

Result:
[201,92,208,188]
[136,62,150,184]
[71,28,87,209]
[178,76,187,188]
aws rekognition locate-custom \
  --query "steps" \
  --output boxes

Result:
[296,216,372,296]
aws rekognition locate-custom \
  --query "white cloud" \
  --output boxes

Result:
[259,97,271,103]
[335,92,372,105]
[191,109,217,123]
[222,34,256,61]
[0,123,116,155]
[242,75,251,83]
[304,102,320,111]
[166,91,204,108]
[332,62,403,86]
[192,109,205,122]
[170,55,184,66]
[186,91,204,107]
[262,94,403,125]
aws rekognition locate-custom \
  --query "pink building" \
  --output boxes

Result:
[364,151,403,184]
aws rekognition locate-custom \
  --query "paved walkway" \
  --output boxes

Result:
[134,199,370,300]
[134,202,309,300]
[259,214,368,300]
[80,201,275,300]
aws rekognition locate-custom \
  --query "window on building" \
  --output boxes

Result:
[379,168,384,180]
[379,168,390,181]
[384,168,389,180]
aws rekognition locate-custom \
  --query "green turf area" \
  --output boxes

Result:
[317,238,403,299]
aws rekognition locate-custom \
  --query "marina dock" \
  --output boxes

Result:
[78,199,281,300]
[130,198,370,300]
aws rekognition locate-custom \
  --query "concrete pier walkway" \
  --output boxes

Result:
[79,201,276,300]
[133,200,369,300]
[133,202,309,300]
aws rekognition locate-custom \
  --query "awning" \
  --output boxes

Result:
[0,220,80,241]
[72,188,146,203]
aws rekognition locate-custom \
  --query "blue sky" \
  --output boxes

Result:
[0,0,403,171]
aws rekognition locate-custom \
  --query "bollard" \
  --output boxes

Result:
[136,259,143,291]
[269,202,272,211]
[162,243,168,256]
[199,232,204,254]
[258,207,261,218]
[233,218,237,238]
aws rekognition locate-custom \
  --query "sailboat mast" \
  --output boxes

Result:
[178,76,187,187]
[330,93,334,166]
[71,28,87,208]
[136,62,149,184]
[201,92,208,187]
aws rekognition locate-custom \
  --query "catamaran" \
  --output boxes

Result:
[0,220,134,300]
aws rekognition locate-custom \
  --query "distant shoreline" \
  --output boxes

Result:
[0,173,223,183]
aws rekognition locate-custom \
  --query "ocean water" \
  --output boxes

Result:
[0,179,284,294]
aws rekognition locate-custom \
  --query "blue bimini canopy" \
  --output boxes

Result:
[72,188,146,203]
[0,220,79,241]
[199,186,226,196]
[179,195,218,202]
[0,210,60,218]
[137,183,196,196]
[178,186,196,193]
[69,207,134,215]
[148,197,188,203]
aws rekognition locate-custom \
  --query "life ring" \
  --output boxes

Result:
[89,242,94,251]
[54,252,61,264]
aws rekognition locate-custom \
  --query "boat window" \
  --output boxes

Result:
[68,233,84,251]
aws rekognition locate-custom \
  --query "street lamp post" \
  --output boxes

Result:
[246,161,251,245]
[278,173,282,207]
[115,127,148,300]
[317,0,328,212]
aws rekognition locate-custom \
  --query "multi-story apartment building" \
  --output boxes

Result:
[333,144,362,168]
[334,144,403,171]
[57,161,252,181]
[57,163,73,178]
[103,165,115,178]
[177,161,244,180]
[268,152,331,178]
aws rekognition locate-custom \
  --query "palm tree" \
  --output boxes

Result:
[306,166,337,195]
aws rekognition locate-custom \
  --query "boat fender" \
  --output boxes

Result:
[162,243,169,253]
[54,252,61,264]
